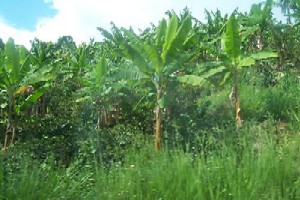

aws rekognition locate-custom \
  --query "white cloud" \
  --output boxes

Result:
[0,17,34,47]
[0,0,270,48]
[35,0,174,41]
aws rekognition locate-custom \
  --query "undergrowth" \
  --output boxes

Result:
[1,121,300,200]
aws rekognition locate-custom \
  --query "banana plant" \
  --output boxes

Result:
[0,38,54,151]
[98,10,198,150]
[77,50,127,129]
[240,0,274,51]
[221,15,278,127]
[276,0,300,23]
[78,56,108,127]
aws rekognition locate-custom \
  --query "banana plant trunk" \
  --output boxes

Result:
[233,71,242,128]
[2,95,15,151]
[154,84,163,151]
[256,30,263,50]
[286,8,291,24]
[97,110,101,129]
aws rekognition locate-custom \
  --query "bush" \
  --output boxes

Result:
[76,124,148,168]
[264,75,300,122]
[88,126,300,200]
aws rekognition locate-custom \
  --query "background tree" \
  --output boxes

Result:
[276,0,300,23]
[0,38,55,150]
[99,10,198,150]
[221,15,278,127]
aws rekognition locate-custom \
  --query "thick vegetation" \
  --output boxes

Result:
[1,0,300,199]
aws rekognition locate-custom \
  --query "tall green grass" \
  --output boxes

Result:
[1,123,300,200]
[88,128,300,200]
[0,154,94,199]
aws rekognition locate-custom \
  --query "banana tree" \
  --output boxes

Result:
[27,39,58,116]
[0,38,54,151]
[240,0,274,51]
[77,55,123,128]
[70,40,123,128]
[276,0,300,23]
[221,15,278,127]
[98,11,197,150]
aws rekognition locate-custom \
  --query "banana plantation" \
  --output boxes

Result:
[1,0,300,199]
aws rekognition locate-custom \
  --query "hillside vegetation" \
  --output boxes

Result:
[1,0,300,199]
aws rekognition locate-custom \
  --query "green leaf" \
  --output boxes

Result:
[156,19,167,47]
[87,57,108,89]
[97,27,115,42]
[96,57,108,79]
[118,30,153,75]
[225,15,241,61]
[78,47,87,68]
[24,66,55,85]
[0,63,10,87]
[167,14,192,59]
[194,61,223,73]
[129,48,152,75]
[158,95,168,108]
[4,38,20,83]
[250,51,278,60]
[240,26,260,42]
[203,66,226,79]
[163,52,194,75]
[180,66,226,86]
[112,65,148,81]
[220,71,232,86]
[178,75,206,86]
[144,44,162,73]
[238,57,256,68]
[162,14,179,63]
[16,83,50,112]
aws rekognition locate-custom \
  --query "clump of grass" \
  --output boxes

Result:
[1,122,300,200]
[89,125,300,200]
[0,154,94,199]
[263,75,300,122]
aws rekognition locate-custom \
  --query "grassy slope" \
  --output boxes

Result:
[1,122,300,200]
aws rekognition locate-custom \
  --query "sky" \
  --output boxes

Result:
[0,0,284,48]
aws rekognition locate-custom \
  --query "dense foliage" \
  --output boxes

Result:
[1,0,300,199]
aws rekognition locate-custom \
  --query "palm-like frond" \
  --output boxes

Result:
[161,14,179,63]
[156,19,167,48]
[225,15,241,62]
[4,38,20,84]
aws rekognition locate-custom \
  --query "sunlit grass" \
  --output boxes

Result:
[1,124,300,200]
[88,131,300,200]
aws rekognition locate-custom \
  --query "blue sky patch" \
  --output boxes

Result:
[0,0,56,30]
